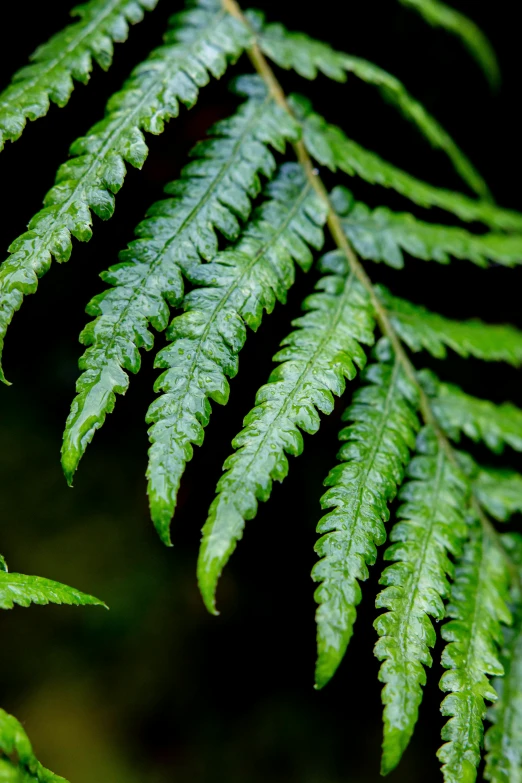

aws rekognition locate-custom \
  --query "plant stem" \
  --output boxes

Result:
[222,0,518,582]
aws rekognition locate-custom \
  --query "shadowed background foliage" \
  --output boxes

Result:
[0,1,521,781]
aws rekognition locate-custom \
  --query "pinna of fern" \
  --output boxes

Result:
[1,0,522,781]
[0,554,105,781]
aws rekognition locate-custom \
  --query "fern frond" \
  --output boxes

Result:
[0,0,159,151]
[374,426,469,774]
[424,374,522,454]
[484,533,522,783]
[146,163,327,543]
[328,187,522,269]
[438,522,511,783]
[377,287,522,365]
[197,256,376,613]
[289,97,522,232]
[61,76,298,486]
[0,0,250,382]
[474,469,522,523]
[312,339,420,689]
[0,708,68,783]
[398,0,500,88]
[0,556,105,610]
[253,17,488,197]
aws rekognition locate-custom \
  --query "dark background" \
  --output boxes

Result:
[1,1,521,781]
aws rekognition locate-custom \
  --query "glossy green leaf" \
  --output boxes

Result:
[474,469,522,522]
[374,426,469,774]
[290,96,522,232]
[146,162,327,543]
[61,75,298,486]
[328,187,522,269]
[0,708,68,783]
[0,0,159,152]
[377,287,522,365]
[438,522,511,783]
[255,16,489,197]
[484,534,522,783]
[398,0,500,87]
[0,567,106,611]
[0,0,250,382]
[313,340,420,689]
[198,257,376,613]
[423,373,522,454]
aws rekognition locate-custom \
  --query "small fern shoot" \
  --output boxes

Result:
[0,0,158,152]
[313,338,419,689]
[198,257,375,612]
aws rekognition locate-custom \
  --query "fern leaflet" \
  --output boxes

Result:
[254,15,488,196]
[474,469,522,523]
[0,0,250,382]
[312,339,419,689]
[61,75,298,485]
[290,96,522,232]
[0,555,105,611]
[423,374,522,454]
[146,162,327,543]
[438,522,511,783]
[484,533,522,783]
[197,257,376,612]
[377,287,522,365]
[329,187,522,270]
[398,0,500,87]
[374,426,469,774]
[0,0,158,151]
[0,708,67,783]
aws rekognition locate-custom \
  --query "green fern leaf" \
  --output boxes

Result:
[254,16,488,197]
[197,255,376,613]
[61,75,298,486]
[438,522,511,783]
[0,566,106,611]
[0,708,68,783]
[328,187,522,269]
[374,426,469,774]
[0,0,250,382]
[0,0,159,151]
[146,163,327,543]
[484,533,522,783]
[423,374,522,453]
[398,0,500,88]
[289,96,522,232]
[377,287,522,365]
[474,469,522,523]
[312,339,420,689]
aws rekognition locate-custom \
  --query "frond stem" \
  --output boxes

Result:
[222,0,519,585]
